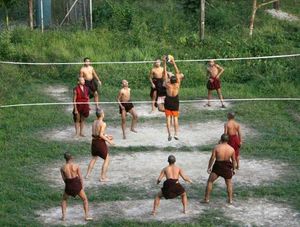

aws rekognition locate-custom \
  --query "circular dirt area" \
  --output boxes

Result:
[220,198,300,226]
[43,121,253,148]
[45,85,232,117]
[42,151,287,190]
[36,198,300,226]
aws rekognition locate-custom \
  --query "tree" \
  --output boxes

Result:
[28,0,33,30]
[249,0,280,36]
[0,0,17,29]
[273,0,280,10]
[199,0,205,40]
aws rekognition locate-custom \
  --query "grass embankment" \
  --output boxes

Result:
[0,0,299,226]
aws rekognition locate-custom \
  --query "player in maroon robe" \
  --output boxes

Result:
[73,77,90,137]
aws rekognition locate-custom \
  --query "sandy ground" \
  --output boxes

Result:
[220,198,300,227]
[42,151,287,190]
[43,120,252,148]
[266,9,299,22]
[38,86,297,226]
[44,85,72,102]
[36,198,300,226]
[45,85,232,118]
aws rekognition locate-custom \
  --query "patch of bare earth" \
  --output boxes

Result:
[45,85,233,117]
[42,151,287,191]
[36,200,205,226]
[266,9,299,21]
[43,121,253,148]
[44,85,72,102]
[220,198,300,227]
[36,198,300,226]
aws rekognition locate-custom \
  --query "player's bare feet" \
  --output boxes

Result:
[74,134,80,138]
[174,136,179,140]
[227,200,233,204]
[123,135,126,140]
[183,210,187,214]
[168,135,172,141]
[131,128,137,133]
[85,216,93,221]
[221,104,226,108]
[99,177,109,182]
[80,134,86,137]
[204,103,211,107]
[200,199,210,204]
[61,216,66,221]
[151,210,156,216]
[85,175,89,180]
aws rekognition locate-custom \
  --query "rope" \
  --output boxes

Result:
[1,98,299,109]
[0,53,299,65]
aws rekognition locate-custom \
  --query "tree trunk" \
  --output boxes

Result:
[28,0,34,30]
[249,0,280,36]
[199,0,205,40]
[5,6,9,29]
[249,0,257,36]
[82,0,88,30]
[273,1,280,10]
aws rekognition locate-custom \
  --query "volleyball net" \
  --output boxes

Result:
[0,53,300,108]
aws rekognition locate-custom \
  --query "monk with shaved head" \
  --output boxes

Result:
[224,112,242,169]
[73,77,90,137]
[152,155,192,215]
[79,57,101,110]
[61,152,92,221]
[149,59,164,112]
[117,80,138,139]
[202,134,236,204]
[162,56,185,141]
[205,60,225,108]
[85,109,114,182]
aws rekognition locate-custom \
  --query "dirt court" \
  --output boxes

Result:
[42,151,287,190]
[45,85,232,117]
[43,121,252,147]
[36,198,300,226]
[39,85,298,227]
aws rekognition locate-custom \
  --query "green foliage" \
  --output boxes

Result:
[0,1,299,225]
[0,0,18,8]
[182,0,199,14]
[0,29,16,58]
[93,0,134,31]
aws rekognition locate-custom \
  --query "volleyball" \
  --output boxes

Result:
[167,54,174,62]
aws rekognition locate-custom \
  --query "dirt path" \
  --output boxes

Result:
[42,151,287,190]
[36,198,300,226]
[43,121,252,148]
[266,9,299,22]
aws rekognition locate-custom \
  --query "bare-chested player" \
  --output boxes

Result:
[224,112,242,169]
[85,109,114,182]
[61,152,92,221]
[117,80,138,139]
[152,155,192,215]
[149,59,164,112]
[202,134,236,204]
[205,60,225,108]
[79,57,101,109]
[163,56,184,141]
[73,77,90,137]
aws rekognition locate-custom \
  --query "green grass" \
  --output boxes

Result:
[0,0,300,226]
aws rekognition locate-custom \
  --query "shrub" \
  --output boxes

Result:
[93,0,134,31]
